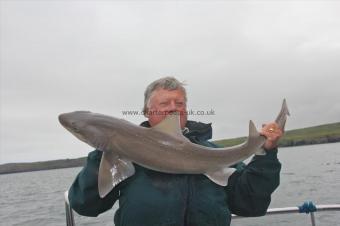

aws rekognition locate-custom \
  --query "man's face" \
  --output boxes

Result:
[146,88,187,129]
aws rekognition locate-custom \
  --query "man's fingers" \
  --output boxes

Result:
[260,128,282,139]
[261,122,284,150]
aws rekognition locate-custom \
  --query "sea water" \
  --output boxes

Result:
[1,143,339,226]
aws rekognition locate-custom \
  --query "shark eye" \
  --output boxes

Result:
[71,122,80,133]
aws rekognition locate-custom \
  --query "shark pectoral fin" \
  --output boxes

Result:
[204,167,236,186]
[151,113,184,138]
[98,152,135,198]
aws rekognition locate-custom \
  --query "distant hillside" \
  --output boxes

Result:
[214,122,340,147]
[0,157,86,174]
[1,122,339,174]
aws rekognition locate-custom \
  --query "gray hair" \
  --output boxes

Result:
[143,76,187,114]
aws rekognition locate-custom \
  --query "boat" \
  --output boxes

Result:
[64,191,340,226]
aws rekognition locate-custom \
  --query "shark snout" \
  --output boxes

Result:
[58,113,72,128]
[58,113,83,135]
[58,111,92,131]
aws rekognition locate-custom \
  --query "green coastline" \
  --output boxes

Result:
[214,122,340,147]
[1,122,339,175]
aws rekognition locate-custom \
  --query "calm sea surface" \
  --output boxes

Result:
[1,143,339,226]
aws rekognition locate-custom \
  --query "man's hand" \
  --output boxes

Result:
[260,122,283,150]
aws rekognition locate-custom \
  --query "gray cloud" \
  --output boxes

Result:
[1,1,340,163]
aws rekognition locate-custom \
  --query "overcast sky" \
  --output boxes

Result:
[1,1,340,164]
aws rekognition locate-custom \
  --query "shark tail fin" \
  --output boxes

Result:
[247,120,266,147]
[249,120,259,138]
[275,99,290,130]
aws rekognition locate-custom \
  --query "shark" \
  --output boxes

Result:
[59,99,289,198]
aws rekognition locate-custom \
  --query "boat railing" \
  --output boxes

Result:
[232,203,340,226]
[64,191,340,226]
[65,191,75,226]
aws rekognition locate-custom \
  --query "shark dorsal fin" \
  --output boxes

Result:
[151,113,183,137]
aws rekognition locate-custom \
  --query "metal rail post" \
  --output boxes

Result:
[64,191,75,226]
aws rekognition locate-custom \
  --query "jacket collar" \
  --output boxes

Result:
[140,120,212,141]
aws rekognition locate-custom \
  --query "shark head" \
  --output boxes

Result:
[58,111,118,149]
[58,111,92,144]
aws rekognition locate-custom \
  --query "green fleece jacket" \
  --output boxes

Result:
[68,120,281,226]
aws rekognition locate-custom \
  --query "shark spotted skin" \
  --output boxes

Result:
[59,99,289,198]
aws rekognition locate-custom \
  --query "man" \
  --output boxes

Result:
[68,77,283,226]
